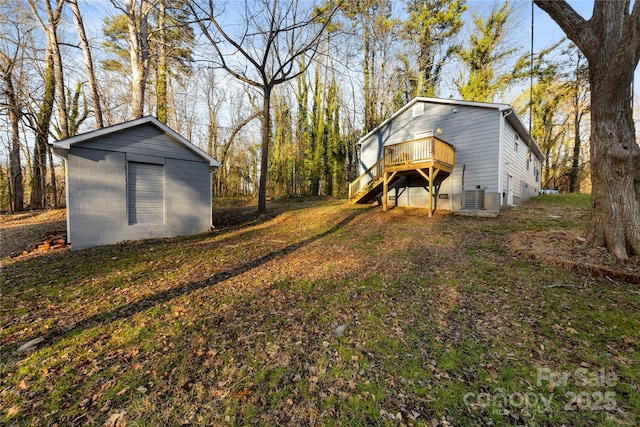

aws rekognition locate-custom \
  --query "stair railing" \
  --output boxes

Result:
[348,157,385,201]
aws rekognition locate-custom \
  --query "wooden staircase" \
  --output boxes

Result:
[348,136,455,216]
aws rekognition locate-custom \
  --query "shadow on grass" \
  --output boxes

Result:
[3,209,364,356]
[212,197,345,229]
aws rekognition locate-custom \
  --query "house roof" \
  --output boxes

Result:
[52,116,221,167]
[358,97,544,160]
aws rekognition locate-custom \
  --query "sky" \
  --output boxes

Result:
[76,0,638,92]
[51,0,640,134]
[525,0,639,132]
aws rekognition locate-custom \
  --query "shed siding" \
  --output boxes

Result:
[67,147,127,249]
[67,146,211,250]
[73,123,203,163]
[360,101,502,210]
[165,158,211,235]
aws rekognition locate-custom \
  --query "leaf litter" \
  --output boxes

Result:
[1,197,638,426]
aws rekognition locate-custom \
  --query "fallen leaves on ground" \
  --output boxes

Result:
[1,197,638,426]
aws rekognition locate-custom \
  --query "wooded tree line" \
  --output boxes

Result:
[0,0,594,215]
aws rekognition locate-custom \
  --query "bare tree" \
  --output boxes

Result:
[156,0,167,123]
[535,1,640,259]
[188,0,341,213]
[67,0,104,128]
[109,0,153,119]
[0,22,29,212]
[29,0,68,140]
[22,0,65,208]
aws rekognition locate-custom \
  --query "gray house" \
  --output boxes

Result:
[52,116,220,250]
[350,97,543,214]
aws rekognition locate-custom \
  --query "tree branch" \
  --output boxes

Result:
[187,1,264,88]
[620,0,640,69]
[534,1,596,55]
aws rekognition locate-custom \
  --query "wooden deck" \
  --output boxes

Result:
[349,136,455,216]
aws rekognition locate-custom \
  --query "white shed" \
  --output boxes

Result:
[52,116,220,250]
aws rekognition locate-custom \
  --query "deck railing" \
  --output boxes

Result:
[349,136,455,202]
[384,136,455,168]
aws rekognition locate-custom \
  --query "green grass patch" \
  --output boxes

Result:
[536,193,591,207]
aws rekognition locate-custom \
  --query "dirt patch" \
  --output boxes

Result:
[499,197,640,284]
[508,229,640,284]
[0,209,67,260]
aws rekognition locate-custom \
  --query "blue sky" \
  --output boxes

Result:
[77,0,637,89]
[526,0,639,128]
[73,0,638,129]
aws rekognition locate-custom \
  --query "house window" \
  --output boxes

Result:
[127,162,165,225]
[526,150,531,170]
[412,103,424,118]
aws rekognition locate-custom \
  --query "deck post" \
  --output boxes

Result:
[382,171,398,211]
[382,171,388,211]
[428,166,434,217]
[416,167,438,217]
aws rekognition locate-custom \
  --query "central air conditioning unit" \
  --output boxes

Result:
[463,189,485,210]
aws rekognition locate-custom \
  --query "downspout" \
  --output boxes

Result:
[461,163,466,209]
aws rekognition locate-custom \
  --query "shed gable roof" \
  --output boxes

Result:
[52,116,220,167]
[359,97,543,160]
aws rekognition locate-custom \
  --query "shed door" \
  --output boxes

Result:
[128,162,165,225]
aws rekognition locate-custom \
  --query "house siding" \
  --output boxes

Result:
[360,101,502,210]
[502,123,540,205]
[165,158,211,235]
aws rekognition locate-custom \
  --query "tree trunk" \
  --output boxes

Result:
[31,47,56,209]
[47,143,58,207]
[10,106,24,212]
[126,0,150,119]
[30,138,48,209]
[568,52,586,193]
[45,0,68,139]
[535,0,640,259]
[68,0,103,128]
[156,0,168,123]
[587,75,640,258]
[363,24,373,133]
[568,118,582,193]
[257,86,271,214]
[584,13,640,259]
[1,60,24,211]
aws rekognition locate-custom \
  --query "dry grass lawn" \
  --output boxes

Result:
[1,195,638,426]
